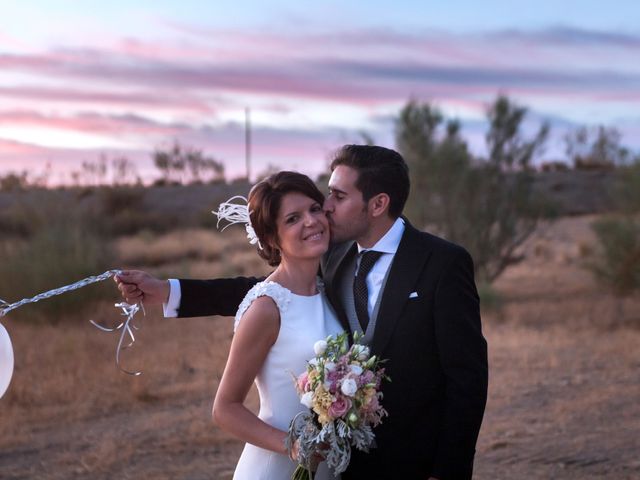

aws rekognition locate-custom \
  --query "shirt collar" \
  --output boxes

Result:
[357,217,405,255]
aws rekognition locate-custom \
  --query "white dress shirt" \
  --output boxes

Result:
[164,217,406,319]
[163,278,181,317]
[356,217,405,318]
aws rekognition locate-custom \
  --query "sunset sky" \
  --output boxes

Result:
[1,1,639,183]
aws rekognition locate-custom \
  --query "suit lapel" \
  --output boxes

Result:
[322,241,358,333]
[371,222,432,355]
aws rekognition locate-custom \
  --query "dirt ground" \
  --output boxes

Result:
[1,215,639,479]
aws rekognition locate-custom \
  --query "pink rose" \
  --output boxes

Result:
[328,395,352,418]
[297,371,309,392]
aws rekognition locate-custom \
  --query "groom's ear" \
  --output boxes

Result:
[369,193,390,218]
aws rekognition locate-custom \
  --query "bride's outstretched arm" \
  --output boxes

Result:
[212,296,287,454]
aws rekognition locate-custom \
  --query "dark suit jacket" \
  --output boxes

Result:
[179,220,488,480]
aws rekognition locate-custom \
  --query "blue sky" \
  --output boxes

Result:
[1,1,639,183]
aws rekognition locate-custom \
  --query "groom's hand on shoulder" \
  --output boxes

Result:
[115,270,170,305]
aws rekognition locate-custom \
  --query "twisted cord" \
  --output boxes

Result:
[0,270,121,317]
[0,269,144,375]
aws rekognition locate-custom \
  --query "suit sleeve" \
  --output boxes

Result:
[177,277,263,318]
[431,248,488,480]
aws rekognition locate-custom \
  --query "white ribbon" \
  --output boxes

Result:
[90,302,145,376]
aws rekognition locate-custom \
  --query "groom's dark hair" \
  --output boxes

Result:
[330,145,410,218]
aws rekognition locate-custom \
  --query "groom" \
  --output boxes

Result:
[117,145,488,479]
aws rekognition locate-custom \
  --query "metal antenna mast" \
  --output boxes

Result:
[245,107,251,181]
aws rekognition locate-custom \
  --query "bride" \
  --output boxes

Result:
[211,171,343,479]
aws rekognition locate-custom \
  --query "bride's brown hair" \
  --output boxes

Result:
[248,171,325,266]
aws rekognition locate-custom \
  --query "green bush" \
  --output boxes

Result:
[585,160,640,299]
[613,161,640,214]
[586,216,640,296]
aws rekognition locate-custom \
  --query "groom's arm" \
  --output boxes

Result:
[431,247,488,480]
[177,276,262,317]
[116,270,262,318]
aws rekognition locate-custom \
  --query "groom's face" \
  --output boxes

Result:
[324,165,370,244]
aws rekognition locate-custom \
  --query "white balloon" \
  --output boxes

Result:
[0,323,14,398]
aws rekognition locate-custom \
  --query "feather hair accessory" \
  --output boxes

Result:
[212,195,263,250]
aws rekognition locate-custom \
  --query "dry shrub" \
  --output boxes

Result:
[116,229,219,266]
[97,187,180,236]
[115,227,259,270]
[0,201,35,237]
[98,186,145,216]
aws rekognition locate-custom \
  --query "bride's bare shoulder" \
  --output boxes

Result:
[243,294,280,319]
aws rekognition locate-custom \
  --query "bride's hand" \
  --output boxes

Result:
[290,439,324,471]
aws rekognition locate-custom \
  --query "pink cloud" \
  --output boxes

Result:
[0,86,213,113]
[0,110,185,137]
[2,26,639,111]
[0,137,46,155]
[0,53,60,70]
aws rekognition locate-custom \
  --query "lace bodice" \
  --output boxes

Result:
[234,281,292,331]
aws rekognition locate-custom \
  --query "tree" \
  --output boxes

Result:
[565,125,630,170]
[395,100,445,226]
[396,95,553,282]
[486,95,549,172]
[0,165,52,191]
[79,156,108,186]
[470,96,551,281]
[0,171,29,192]
[110,156,139,185]
[153,141,224,184]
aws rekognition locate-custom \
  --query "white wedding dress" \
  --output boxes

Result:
[231,280,343,480]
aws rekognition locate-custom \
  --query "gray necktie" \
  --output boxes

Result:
[353,250,383,332]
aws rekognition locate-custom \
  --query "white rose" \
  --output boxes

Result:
[356,345,370,361]
[341,378,358,397]
[300,391,314,408]
[349,364,363,375]
[324,361,336,372]
[308,358,319,367]
[313,340,327,356]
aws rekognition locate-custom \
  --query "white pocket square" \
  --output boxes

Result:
[409,291,419,299]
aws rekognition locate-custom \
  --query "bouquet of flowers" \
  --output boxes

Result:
[286,332,389,479]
